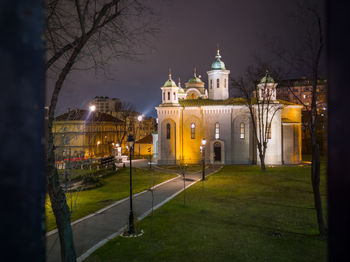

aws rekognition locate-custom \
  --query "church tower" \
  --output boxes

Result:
[161,69,179,105]
[257,71,277,101]
[207,48,230,100]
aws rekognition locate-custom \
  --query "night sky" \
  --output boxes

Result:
[49,0,324,118]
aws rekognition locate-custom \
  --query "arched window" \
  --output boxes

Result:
[210,79,213,89]
[240,122,245,139]
[215,122,220,139]
[191,123,195,139]
[166,123,171,139]
[168,92,170,100]
[216,78,219,88]
[163,92,165,101]
[267,123,272,139]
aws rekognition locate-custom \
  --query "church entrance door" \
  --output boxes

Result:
[214,142,221,162]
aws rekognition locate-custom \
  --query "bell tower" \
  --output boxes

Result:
[161,69,179,105]
[207,48,230,100]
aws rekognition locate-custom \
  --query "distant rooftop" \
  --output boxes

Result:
[135,134,153,144]
[55,109,122,122]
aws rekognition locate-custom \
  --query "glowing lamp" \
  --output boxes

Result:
[127,134,135,149]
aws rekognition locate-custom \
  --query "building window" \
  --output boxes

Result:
[224,79,226,88]
[240,122,245,139]
[210,79,212,89]
[163,92,165,101]
[267,123,271,139]
[166,123,171,139]
[168,92,170,100]
[215,122,220,139]
[191,123,195,139]
[174,92,176,100]
[217,79,219,88]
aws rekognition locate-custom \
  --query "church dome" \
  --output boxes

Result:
[186,67,203,84]
[211,49,226,70]
[164,79,177,87]
[260,71,275,84]
[187,76,203,84]
[163,70,177,87]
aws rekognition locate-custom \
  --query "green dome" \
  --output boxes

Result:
[211,49,226,70]
[187,76,203,83]
[260,72,275,84]
[164,79,177,87]
[187,67,203,84]
[178,87,185,93]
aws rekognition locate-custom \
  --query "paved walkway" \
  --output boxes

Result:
[46,162,221,262]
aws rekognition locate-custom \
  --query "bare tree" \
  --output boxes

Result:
[271,0,327,236]
[231,65,283,172]
[115,101,137,151]
[45,1,157,260]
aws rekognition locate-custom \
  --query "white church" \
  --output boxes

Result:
[153,49,302,165]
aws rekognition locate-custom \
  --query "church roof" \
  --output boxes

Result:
[177,98,299,107]
[260,71,275,84]
[211,49,226,70]
[186,67,204,84]
[164,79,177,87]
[178,87,185,93]
[163,70,177,87]
[179,98,247,107]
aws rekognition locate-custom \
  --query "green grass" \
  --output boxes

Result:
[86,164,327,262]
[46,168,176,232]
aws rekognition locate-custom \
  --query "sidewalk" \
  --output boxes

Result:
[46,164,221,262]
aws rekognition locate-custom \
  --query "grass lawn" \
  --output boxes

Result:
[46,167,176,232]
[86,164,327,262]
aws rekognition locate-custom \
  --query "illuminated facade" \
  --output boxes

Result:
[155,49,303,165]
[53,109,123,162]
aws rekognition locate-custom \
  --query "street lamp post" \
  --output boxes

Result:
[126,134,135,234]
[201,138,206,181]
[89,105,96,169]
[137,115,143,157]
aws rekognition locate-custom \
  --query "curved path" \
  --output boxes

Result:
[46,162,222,262]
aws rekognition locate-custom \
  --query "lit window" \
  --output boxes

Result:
[240,123,245,139]
[217,79,219,88]
[210,79,213,89]
[168,92,170,100]
[267,123,271,139]
[166,123,171,139]
[191,123,195,139]
[215,122,220,139]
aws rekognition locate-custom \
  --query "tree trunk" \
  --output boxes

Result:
[311,137,327,237]
[258,150,266,172]
[47,129,76,261]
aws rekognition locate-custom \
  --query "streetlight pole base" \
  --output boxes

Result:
[121,229,144,238]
